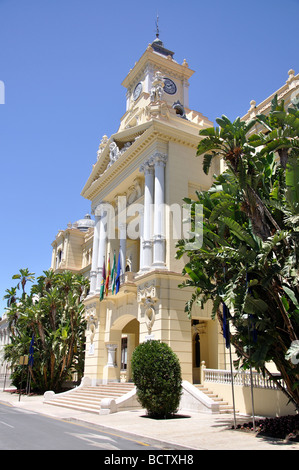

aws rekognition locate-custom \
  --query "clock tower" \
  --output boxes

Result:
[119,33,197,130]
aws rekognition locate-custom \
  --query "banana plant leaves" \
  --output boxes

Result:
[177,95,299,409]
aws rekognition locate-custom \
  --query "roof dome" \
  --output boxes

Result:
[150,35,174,58]
[76,213,95,232]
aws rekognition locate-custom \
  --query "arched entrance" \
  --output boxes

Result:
[109,315,140,382]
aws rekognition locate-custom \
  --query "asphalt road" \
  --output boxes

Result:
[0,402,162,451]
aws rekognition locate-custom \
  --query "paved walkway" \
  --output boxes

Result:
[0,390,298,450]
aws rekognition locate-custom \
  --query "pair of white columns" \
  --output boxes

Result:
[89,206,127,295]
[89,152,167,294]
[89,210,107,295]
[139,152,167,271]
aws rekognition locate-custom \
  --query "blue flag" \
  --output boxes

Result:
[29,335,34,367]
[115,252,121,294]
[222,303,230,349]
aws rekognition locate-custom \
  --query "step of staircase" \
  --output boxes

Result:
[194,384,237,414]
[44,383,135,414]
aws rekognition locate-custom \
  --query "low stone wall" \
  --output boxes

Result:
[204,380,297,417]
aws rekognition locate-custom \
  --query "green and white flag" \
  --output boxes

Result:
[100,257,106,301]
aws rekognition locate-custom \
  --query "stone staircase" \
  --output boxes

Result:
[44,381,236,415]
[193,384,237,414]
[44,383,135,414]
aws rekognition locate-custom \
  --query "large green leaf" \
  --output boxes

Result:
[286,153,299,204]
[244,295,268,314]
[220,216,257,249]
[283,286,299,309]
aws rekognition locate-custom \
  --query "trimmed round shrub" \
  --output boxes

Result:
[131,340,182,418]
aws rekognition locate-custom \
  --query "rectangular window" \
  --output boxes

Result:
[121,337,127,370]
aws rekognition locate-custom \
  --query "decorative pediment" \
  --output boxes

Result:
[86,130,145,194]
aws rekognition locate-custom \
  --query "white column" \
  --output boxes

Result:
[153,153,167,268]
[119,222,126,277]
[140,161,154,271]
[89,215,101,294]
[96,211,108,292]
[138,207,144,271]
[51,244,57,270]
[144,64,154,94]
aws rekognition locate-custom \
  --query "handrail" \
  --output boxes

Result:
[203,367,286,390]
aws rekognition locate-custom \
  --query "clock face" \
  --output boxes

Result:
[163,78,177,95]
[133,82,142,100]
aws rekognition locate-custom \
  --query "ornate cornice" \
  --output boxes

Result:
[121,47,194,90]
[81,119,206,202]
[139,152,168,173]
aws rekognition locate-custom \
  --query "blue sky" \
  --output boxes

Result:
[0,0,298,314]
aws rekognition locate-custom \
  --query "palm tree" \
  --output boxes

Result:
[249,95,299,169]
[3,286,18,307]
[197,112,287,241]
[12,268,35,299]
[4,269,89,392]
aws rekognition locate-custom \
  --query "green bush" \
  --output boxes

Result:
[131,340,182,418]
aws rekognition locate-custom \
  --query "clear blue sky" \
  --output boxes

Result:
[0,0,298,314]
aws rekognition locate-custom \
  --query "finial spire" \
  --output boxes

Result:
[150,15,174,58]
[155,14,159,38]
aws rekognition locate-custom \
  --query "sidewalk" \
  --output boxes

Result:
[0,390,298,450]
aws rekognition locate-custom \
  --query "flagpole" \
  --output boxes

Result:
[27,335,34,395]
[26,365,30,394]
[249,363,256,431]
[228,342,237,429]
[246,267,256,431]
[222,286,237,429]
[248,319,256,431]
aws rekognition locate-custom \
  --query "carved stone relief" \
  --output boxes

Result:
[137,281,159,336]
[84,303,99,355]
[107,141,120,168]
[150,71,165,102]
[144,297,156,335]
[137,281,158,303]
[127,177,142,205]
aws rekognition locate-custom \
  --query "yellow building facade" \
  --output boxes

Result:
[51,34,225,386]
[81,35,223,386]
[50,35,299,414]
